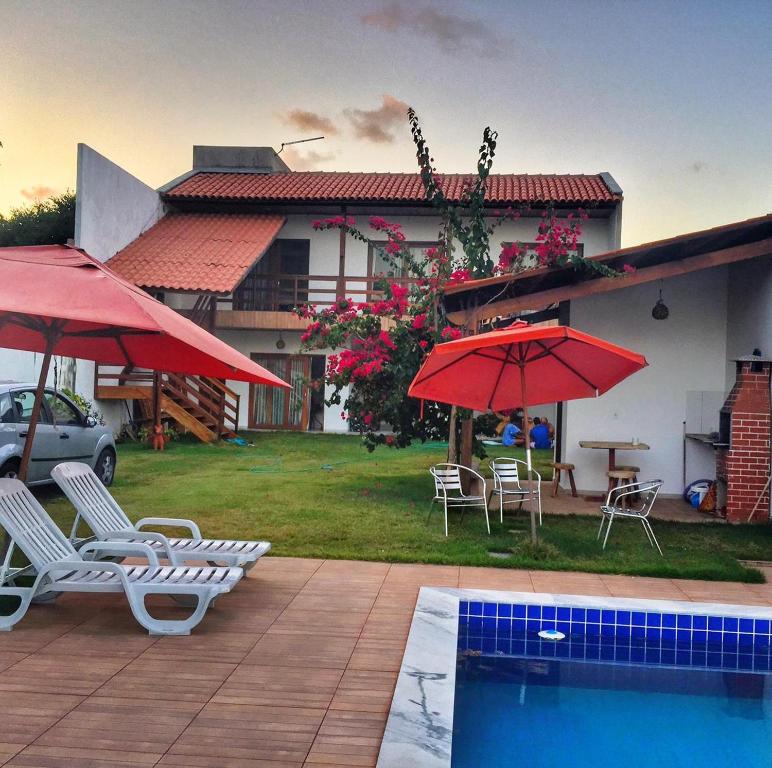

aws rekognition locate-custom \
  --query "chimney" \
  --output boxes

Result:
[192,146,291,174]
[716,354,771,523]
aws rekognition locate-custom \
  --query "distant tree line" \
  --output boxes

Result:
[0,191,75,246]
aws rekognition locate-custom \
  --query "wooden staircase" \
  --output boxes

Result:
[95,366,240,443]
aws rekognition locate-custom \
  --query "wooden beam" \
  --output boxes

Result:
[447,237,772,324]
[337,205,347,298]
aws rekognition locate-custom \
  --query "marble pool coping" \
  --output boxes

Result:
[375,587,772,768]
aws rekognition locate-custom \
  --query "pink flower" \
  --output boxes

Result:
[623,264,637,274]
[411,313,427,330]
[441,326,462,341]
[419,340,428,349]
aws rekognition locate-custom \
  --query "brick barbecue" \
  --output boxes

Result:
[716,355,772,523]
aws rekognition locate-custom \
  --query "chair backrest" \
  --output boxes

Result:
[638,480,663,516]
[430,464,462,494]
[0,479,80,569]
[51,462,134,538]
[490,458,522,487]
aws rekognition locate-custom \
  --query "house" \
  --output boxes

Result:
[63,143,624,438]
[443,214,772,522]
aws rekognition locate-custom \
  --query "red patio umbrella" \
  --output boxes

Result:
[408,320,647,541]
[0,245,289,480]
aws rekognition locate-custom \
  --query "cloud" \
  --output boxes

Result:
[281,109,339,136]
[691,161,707,173]
[361,2,500,52]
[344,94,410,144]
[282,147,337,171]
[20,185,57,201]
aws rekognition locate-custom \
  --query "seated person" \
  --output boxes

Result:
[501,413,521,447]
[529,417,552,450]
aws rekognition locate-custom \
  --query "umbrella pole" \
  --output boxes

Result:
[519,362,538,545]
[18,331,58,483]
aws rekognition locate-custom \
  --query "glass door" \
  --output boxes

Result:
[250,354,311,430]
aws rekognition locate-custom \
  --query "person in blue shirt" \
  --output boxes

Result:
[502,414,521,447]
[529,417,552,449]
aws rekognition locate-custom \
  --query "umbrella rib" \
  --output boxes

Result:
[486,343,515,411]
[532,339,600,392]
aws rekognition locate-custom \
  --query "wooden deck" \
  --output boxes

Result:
[1,557,770,767]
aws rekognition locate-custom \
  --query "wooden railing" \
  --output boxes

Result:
[227,273,417,312]
[94,365,239,437]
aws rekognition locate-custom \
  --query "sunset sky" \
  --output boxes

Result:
[2,0,770,246]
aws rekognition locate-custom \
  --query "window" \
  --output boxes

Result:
[249,354,311,430]
[0,393,13,424]
[9,390,51,424]
[44,392,83,426]
[367,241,437,279]
[233,240,311,311]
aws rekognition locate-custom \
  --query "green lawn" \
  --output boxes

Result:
[33,432,772,583]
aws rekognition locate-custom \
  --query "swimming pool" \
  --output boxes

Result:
[376,589,772,768]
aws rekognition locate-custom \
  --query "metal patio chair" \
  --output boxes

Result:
[429,463,490,537]
[598,479,664,556]
[0,479,243,635]
[52,462,271,571]
[489,457,542,525]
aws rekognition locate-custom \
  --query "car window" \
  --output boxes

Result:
[11,390,52,424]
[45,392,83,426]
[0,393,13,424]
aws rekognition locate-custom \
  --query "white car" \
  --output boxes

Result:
[0,382,116,486]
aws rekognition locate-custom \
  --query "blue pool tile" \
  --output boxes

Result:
[662,614,676,629]
[676,650,691,665]
[483,603,497,617]
[511,640,526,654]
[632,626,646,639]
[708,630,722,645]
[586,623,601,636]
[527,605,541,619]
[557,621,571,635]
[587,609,601,623]
[723,633,739,648]
[661,649,676,665]
[542,620,557,631]
[469,617,483,632]
[556,643,570,658]
[707,651,722,667]
[601,610,615,624]
[632,612,646,626]
[482,637,496,653]
[513,619,526,631]
[617,625,631,638]
[692,630,707,645]
[645,648,660,663]
[557,607,570,621]
[662,628,676,641]
[542,606,556,620]
[586,644,601,660]
[645,627,660,641]
[513,604,526,619]
[498,604,512,619]
[470,602,483,617]
[616,647,630,662]
[570,644,586,659]
[482,617,497,631]
[739,618,753,634]
[738,654,753,670]
[676,629,691,643]
[723,617,738,633]
[692,615,707,630]
[754,619,770,635]
[601,624,615,637]
[600,645,615,660]
[708,616,723,631]
[646,612,661,627]
[739,633,754,647]
[630,647,645,663]
[722,652,738,668]
[677,614,692,629]
[616,611,631,626]
[459,601,469,616]
[692,650,707,666]
[541,643,556,657]
[526,619,540,632]
[571,607,586,622]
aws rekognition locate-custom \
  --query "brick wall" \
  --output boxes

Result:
[721,360,771,523]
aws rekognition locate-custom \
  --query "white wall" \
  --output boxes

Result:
[74,144,164,263]
[564,267,730,495]
[726,255,772,386]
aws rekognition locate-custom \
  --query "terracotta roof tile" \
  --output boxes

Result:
[163,172,619,205]
[107,213,285,293]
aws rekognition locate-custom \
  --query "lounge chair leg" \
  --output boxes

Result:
[0,586,35,631]
[537,490,543,526]
[128,587,214,636]
[645,521,663,556]
[500,494,504,524]
[444,503,448,538]
[483,504,490,535]
[597,515,607,540]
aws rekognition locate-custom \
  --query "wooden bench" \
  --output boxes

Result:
[551,462,577,498]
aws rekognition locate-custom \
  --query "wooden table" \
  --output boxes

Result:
[579,441,650,490]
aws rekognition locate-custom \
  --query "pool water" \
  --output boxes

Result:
[453,653,771,767]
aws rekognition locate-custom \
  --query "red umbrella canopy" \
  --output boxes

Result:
[0,245,289,386]
[409,320,647,411]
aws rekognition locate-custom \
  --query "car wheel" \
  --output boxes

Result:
[95,448,116,486]
[0,459,20,480]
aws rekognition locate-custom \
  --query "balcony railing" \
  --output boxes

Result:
[227,273,417,312]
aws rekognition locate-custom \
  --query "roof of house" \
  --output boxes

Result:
[163,171,621,206]
[444,213,772,322]
[107,213,285,293]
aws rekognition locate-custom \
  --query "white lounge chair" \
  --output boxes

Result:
[429,463,490,537]
[51,462,270,570]
[598,479,664,556]
[489,457,542,525]
[0,479,242,635]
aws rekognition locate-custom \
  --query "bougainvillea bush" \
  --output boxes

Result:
[297,111,633,452]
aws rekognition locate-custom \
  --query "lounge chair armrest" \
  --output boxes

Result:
[97,529,177,564]
[135,517,202,539]
[79,541,160,568]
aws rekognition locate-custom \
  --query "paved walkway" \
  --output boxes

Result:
[1,558,770,768]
